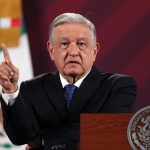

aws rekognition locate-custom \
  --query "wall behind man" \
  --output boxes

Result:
[22,0,150,111]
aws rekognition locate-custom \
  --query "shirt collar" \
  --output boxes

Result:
[59,70,91,88]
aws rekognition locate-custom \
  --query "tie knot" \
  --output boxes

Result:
[65,84,77,94]
[64,84,77,107]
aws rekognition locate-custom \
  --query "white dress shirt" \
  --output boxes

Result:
[59,72,89,88]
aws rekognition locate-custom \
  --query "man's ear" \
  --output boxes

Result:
[47,41,54,61]
[93,42,100,61]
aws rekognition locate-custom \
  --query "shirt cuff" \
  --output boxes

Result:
[2,88,19,106]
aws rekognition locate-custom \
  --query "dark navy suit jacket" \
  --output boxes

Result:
[1,66,137,150]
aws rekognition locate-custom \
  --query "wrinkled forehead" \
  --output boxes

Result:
[52,23,95,42]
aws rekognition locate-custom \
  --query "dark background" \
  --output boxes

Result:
[22,0,150,111]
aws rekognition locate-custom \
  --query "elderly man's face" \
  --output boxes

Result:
[47,23,99,79]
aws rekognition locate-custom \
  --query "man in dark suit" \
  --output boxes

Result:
[0,13,137,150]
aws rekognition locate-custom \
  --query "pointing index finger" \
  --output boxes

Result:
[1,44,12,64]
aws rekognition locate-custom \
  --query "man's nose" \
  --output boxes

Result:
[68,42,79,56]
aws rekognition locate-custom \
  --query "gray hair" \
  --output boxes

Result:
[49,13,96,43]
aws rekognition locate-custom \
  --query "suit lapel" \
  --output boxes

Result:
[67,66,103,121]
[43,72,67,121]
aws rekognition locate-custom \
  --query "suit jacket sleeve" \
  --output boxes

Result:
[100,75,137,113]
[1,81,41,145]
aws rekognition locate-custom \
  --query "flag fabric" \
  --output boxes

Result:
[0,0,21,47]
[0,0,33,149]
[0,0,33,87]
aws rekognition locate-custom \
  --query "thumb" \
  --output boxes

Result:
[8,62,19,84]
[9,62,19,74]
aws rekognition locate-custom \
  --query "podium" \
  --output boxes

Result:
[80,114,132,150]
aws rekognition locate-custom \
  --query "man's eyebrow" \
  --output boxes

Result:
[57,37,89,42]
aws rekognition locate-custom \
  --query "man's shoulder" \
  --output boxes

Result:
[91,67,136,86]
[100,72,137,89]
[103,72,134,81]
[22,72,56,86]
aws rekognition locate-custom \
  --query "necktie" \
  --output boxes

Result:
[64,84,77,107]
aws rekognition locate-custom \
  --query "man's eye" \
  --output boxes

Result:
[60,42,69,49]
[78,41,87,49]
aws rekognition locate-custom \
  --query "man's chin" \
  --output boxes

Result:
[64,70,83,77]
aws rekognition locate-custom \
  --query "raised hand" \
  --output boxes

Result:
[0,44,19,94]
